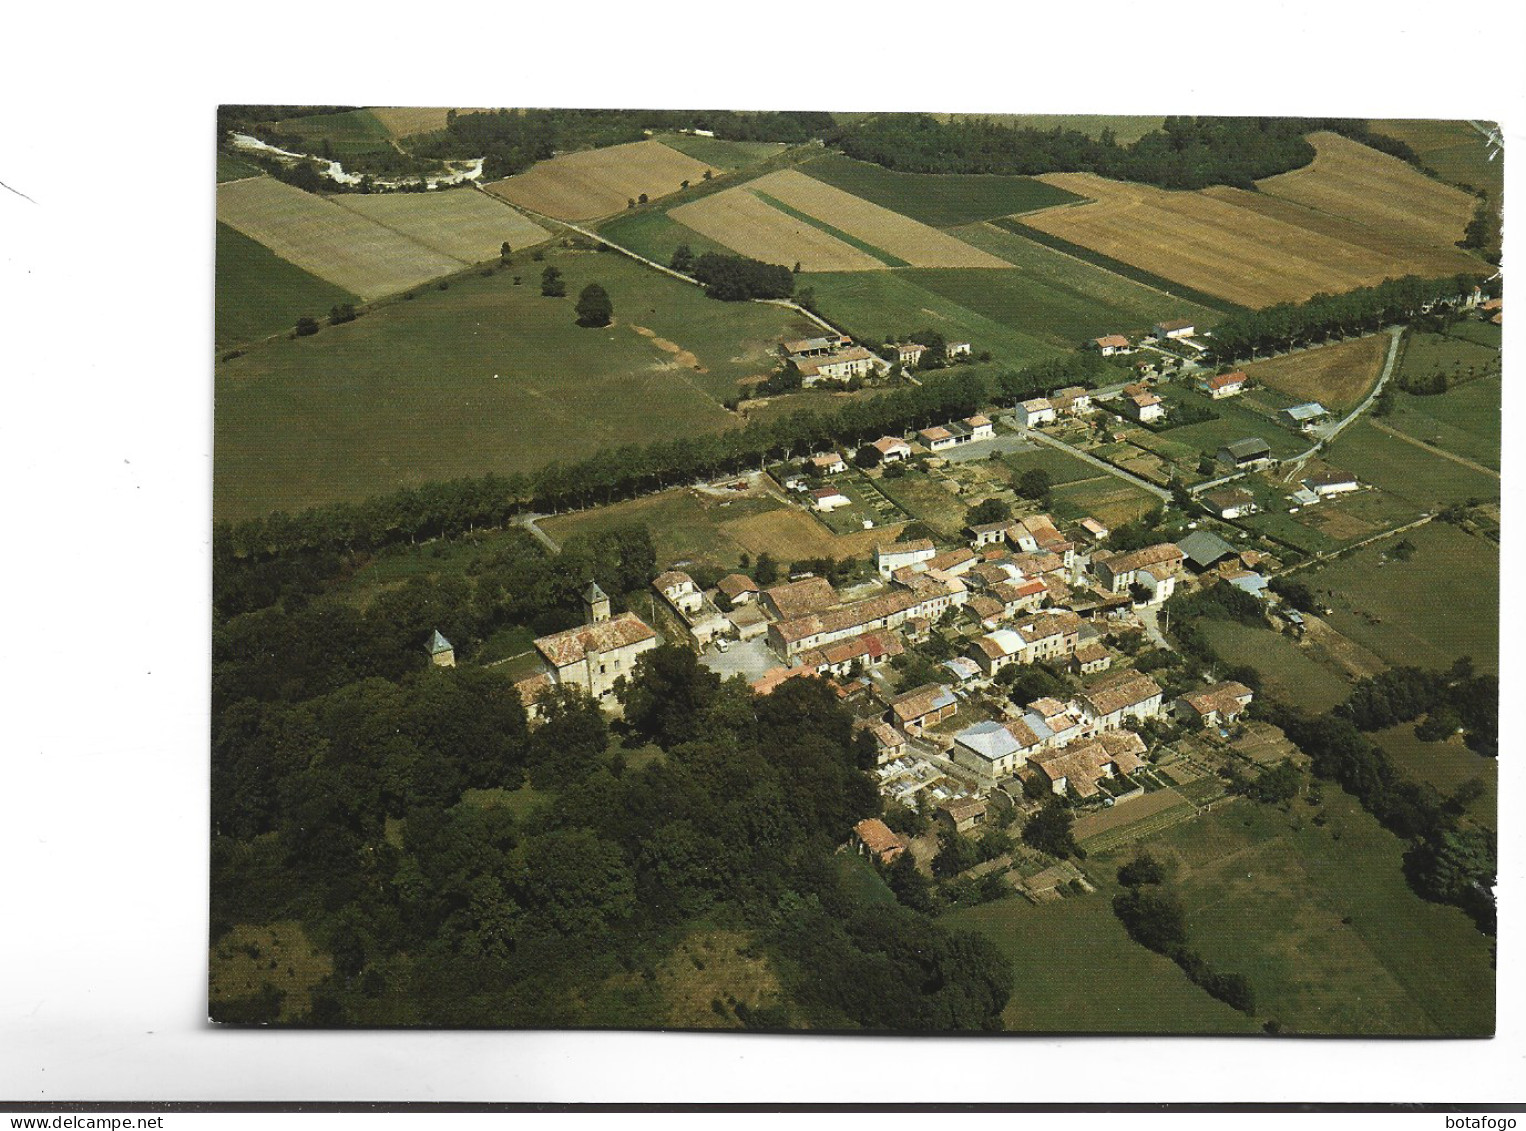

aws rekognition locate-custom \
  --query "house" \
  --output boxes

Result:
[1154,319,1196,339]
[782,474,808,492]
[1202,370,1248,398]
[992,578,1049,617]
[769,585,956,658]
[1071,642,1112,675]
[1017,398,1056,427]
[1093,334,1131,356]
[1009,514,1075,564]
[918,425,958,452]
[937,797,987,834]
[512,671,555,723]
[1223,569,1270,599]
[1177,530,1240,572]
[870,435,912,463]
[950,720,1032,786]
[810,452,847,475]
[926,547,977,576]
[427,629,455,668]
[762,576,838,621]
[717,573,760,605]
[654,570,704,616]
[947,342,973,359]
[1091,543,1185,593]
[1282,402,1331,430]
[876,538,936,579]
[1079,672,1164,731]
[812,487,851,512]
[1076,517,1110,544]
[1202,486,1258,519]
[1030,731,1147,798]
[857,718,908,765]
[969,628,1026,677]
[969,610,1081,675]
[534,606,659,702]
[1217,438,1274,470]
[966,414,995,441]
[1135,564,1176,605]
[1303,470,1359,497]
[1177,680,1254,726]
[942,656,982,685]
[1050,386,1094,416]
[797,630,904,677]
[889,683,958,736]
[793,345,878,384]
[968,521,1009,548]
[967,594,1005,627]
[896,341,928,368]
[726,603,769,641]
[852,818,907,865]
[1122,390,1164,423]
[782,334,851,358]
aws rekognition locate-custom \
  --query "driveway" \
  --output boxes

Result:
[698,634,778,682]
[935,432,1041,463]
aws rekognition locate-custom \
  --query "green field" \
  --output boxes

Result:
[272,108,392,156]
[540,488,777,572]
[1369,725,1496,823]
[655,133,788,169]
[1327,420,1499,509]
[931,113,1167,144]
[215,247,818,521]
[1142,794,1494,1035]
[1384,376,1501,472]
[798,154,1082,227]
[752,189,909,266]
[1048,475,1162,528]
[1198,620,1349,712]
[1148,386,1311,462]
[1303,520,1498,673]
[804,271,1061,368]
[1442,319,1501,348]
[1003,445,1111,488]
[596,209,732,267]
[215,222,359,350]
[217,152,262,182]
[1368,119,1502,197]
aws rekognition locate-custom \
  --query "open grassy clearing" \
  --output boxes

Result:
[209,921,333,1022]
[1368,119,1502,196]
[217,152,263,182]
[596,208,732,266]
[1258,132,1481,249]
[1018,154,1485,308]
[1303,521,1497,674]
[945,888,1258,1034]
[1443,319,1502,348]
[929,113,1166,144]
[1327,420,1499,510]
[1369,725,1496,823]
[1197,620,1349,713]
[1141,793,1493,1036]
[654,133,787,169]
[541,489,777,573]
[1243,334,1389,413]
[1004,445,1111,488]
[483,140,716,221]
[215,247,817,521]
[330,191,549,264]
[1385,375,1501,471]
[273,108,392,156]
[798,153,1082,226]
[215,222,359,350]
[1147,385,1311,462]
[216,176,465,301]
[871,469,968,540]
[1049,476,1160,528]
[804,271,1061,367]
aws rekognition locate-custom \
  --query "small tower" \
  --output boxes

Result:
[427,629,455,668]
[582,579,611,624]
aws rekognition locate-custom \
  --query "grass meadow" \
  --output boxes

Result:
[798,154,1082,227]
[1197,621,1350,713]
[1327,420,1499,509]
[215,222,358,350]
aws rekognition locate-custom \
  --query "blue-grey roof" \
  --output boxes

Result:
[943,657,981,682]
[932,686,958,711]
[1221,438,1271,459]
[1283,402,1329,421]
[955,720,1021,762]
[428,629,453,654]
[1021,711,1055,742]
[1228,573,1270,597]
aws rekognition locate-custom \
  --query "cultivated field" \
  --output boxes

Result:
[1017,149,1486,308]
[596,209,733,268]
[655,133,787,169]
[1386,373,1500,471]
[1243,334,1389,413]
[368,106,456,137]
[1049,476,1160,528]
[215,248,818,520]
[215,222,358,350]
[1327,420,1499,510]
[216,176,465,300]
[1257,132,1480,249]
[483,140,717,220]
[272,109,392,156]
[217,152,262,183]
[670,188,888,272]
[331,191,549,264]
[719,505,906,562]
[798,154,1082,227]
[1368,119,1502,197]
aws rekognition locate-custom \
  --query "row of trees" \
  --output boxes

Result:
[689,253,796,301]
[1204,274,1488,363]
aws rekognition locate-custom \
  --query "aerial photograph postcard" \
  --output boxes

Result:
[211,108,1500,1034]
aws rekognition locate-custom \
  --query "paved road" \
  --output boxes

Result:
[1019,426,1173,502]
[1136,604,1174,651]
[512,512,561,553]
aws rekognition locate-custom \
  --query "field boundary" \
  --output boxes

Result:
[751,189,910,267]
[1366,421,1501,479]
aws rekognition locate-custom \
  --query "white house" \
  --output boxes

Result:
[1093,335,1131,356]
[654,570,703,616]
[810,452,847,476]
[1303,470,1359,497]
[965,414,995,441]
[1155,319,1196,339]
[918,425,958,452]
[1201,370,1248,398]
[812,487,851,512]
[1079,672,1165,731]
[1123,391,1164,423]
[1017,398,1056,427]
[947,341,972,359]
[870,436,912,463]
[875,538,936,579]
[896,342,927,368]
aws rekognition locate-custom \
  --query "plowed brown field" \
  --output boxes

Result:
[1243,333,1389,412]
[670,189,888,272]
[483,140,717,220]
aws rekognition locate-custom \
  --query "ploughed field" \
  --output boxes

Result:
[483,139,718,221]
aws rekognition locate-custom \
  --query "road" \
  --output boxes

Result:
[512,512,561,553]
[1366,420,1500,480]
[1017,423,1173,502]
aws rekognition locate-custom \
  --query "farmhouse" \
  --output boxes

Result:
[1282,402,1331,430]
[427,629,455,668]
[1017,398,1056,427]
[792,345,878,385]
[1202,485,1258,519]
[1217,438,1274,470]
[717,573,760,604]
[654,570,703,616]
[1202,370,1248,398]
[947,342,973,359]
[797,630,904,677]
[937,797,987,834]
[1093,334,1132,356]
[810,452,848,475]
[1010,514,1074,561]
[1303,469,1359,497]
[890,683,958,736]
[1050,386,1094,415]
[727,604,769,641]
[534,596,659,702]
[1155,319,1196,339]
[1071,642,1112,675]
[950,719,1033,786]
[852,818,907,865]
[1177,680,1255,726]
[1091,543,1185,593]
[1079,671,1164,730]
[812,487,851,512]
[1177,530,1240,572]
[966,414,995,441]
[968,521,1009,548]
[1078,517,1110,544]
[896,342,927,368]
[1030,731,1147,799]
[870,435,912,463]
[919,425,957,452]
[762,576,838,621]
[876,538,936,578]
[857,718,909,765]
[1122,390,1164,424]
[783,334,851,358]
[768,583,959,658]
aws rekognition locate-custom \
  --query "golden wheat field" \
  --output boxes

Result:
[1243,333,1391,412]
[670,188,890,272]
[483,140,717,220]
[331,191,550,264]
[216,177,464,300]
